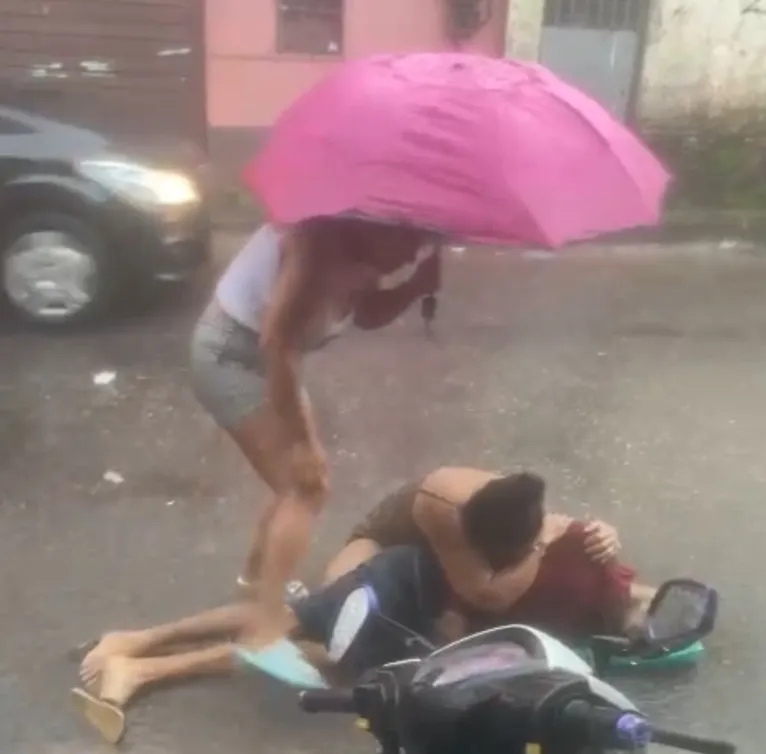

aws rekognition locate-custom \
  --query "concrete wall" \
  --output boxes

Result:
[502,0,766,126]
[207,0,508,130]
[499,0,766,210]
[503,0,543,60]
[639,0,766,124]
[206,0,508,183]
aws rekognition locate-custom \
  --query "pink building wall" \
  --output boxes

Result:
[206,0,509,130]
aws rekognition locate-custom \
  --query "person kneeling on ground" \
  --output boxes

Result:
[324,467,655,639]
[72,471,650,743]
[323,466,654,631]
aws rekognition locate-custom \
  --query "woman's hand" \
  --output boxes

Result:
[284,439,329,500]
[584,519,621,564]
[541,513,620,564]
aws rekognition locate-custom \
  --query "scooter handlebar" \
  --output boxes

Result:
[299,688,357,714]
[298,680,737,753]
[558,700,736,753]
[651,727,737,754]
[558,700,652,749]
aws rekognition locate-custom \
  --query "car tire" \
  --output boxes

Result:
[1,212,112,327]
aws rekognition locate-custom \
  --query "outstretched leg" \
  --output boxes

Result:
[80,603,255,689]
[71,644,238,745]
[106,607,298,704]
[98,643,236,707]
[73,604,299,743]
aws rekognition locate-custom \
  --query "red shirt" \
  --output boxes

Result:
[469,522,636,640]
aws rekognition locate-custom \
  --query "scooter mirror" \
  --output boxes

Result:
[328,586,375,662]
[645,579,718,649]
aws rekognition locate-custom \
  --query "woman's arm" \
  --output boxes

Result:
[259,229,320,439]
[413,496,535,613]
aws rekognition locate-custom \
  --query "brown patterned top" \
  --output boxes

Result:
[347,467,501,546]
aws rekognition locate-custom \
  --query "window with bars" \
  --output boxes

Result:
[276,0,344,55]
[543,0,645,32]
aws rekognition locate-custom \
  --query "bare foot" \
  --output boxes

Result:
[80,631,149,690]
[98,656,148,707]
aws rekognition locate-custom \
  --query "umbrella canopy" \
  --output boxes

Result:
[245,53,671,248]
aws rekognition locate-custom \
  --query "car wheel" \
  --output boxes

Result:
[1,212,111,326]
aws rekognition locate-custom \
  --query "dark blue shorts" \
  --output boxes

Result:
[292,545,448,663]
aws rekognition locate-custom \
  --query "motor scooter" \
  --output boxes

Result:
[296,579,732,754]
[236,578,718,687]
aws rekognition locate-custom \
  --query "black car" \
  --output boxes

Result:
[0,106,210,326]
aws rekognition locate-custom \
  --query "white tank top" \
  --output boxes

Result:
[215,223,281,333]
[214,223,352,350]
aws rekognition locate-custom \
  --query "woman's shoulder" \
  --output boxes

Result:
[254,222,283,245]
[419,467,501,506]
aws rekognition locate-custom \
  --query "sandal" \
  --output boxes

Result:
[70,687,126,745]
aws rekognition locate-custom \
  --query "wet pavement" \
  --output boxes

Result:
[1,235,764,753]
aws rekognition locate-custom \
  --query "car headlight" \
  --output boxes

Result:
[78,159,199,206]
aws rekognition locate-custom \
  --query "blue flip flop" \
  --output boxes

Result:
[235,639,329,689]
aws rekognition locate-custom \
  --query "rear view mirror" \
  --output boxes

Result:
[645,579,718,651]
[328,586,376,662]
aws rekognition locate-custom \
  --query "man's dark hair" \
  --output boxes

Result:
[460,472,546,571]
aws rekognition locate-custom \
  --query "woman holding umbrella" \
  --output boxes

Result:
[190,216,440,617]
[196,52,669,634]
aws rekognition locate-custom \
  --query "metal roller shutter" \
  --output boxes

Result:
[0,0,206,145]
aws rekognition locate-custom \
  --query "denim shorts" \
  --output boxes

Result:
[189,300,269,428]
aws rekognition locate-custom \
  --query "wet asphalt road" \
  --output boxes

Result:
[1,235,765,754]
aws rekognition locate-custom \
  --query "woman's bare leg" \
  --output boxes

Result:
[321,538,382,585]
[257,490,325,616]
[96,644,235,707]
[72,643,241,745]
[227,396,328,608]
[95,606,300,708]
[238,499,279,589]
[80,603,255,688]
[226,407,296,589]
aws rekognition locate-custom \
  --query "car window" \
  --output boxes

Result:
[0,116,35,135]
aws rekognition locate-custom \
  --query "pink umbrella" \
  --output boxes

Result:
[245,53,671,248]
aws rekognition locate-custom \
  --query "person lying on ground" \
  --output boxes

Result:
[76,469,630,707]
[73,472,651,744]
[72,543,462,744]
[76,472,554,715]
